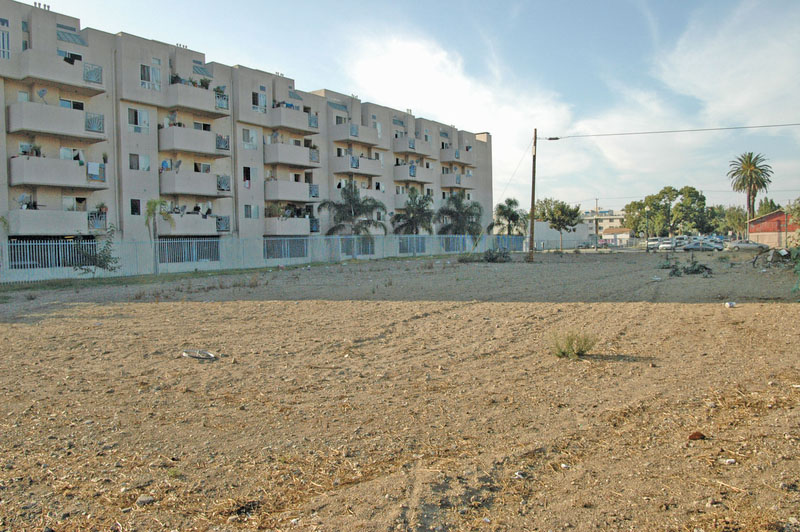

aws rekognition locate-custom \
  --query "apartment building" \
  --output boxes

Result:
[583,208,625,239]
[0,0,492,268]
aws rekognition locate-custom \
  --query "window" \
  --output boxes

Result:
[62,196,87,212]
[293,173,301,182]
[242,128,257,149]
[304,172,313,184]
[17,91,28,102]
[243,167,251,188]
[22,39,27,51]
[442,191,446,199]
[426,188,433,196]
[375,182,381,191]
[193,122,211,132]
[376,211,382,221]
[466,193,471,200]
[127,108,150,133]
[57,49,82,62]
[59,98,84,110]
[244,205,252,219]
[0,26,9,60]
[193,162,211,173]
[336,115,346,125]
[251,91,267,112]
[140,60,161,91]
[337,147,346,157]
[129,154,150,171]
[131,199,141,216]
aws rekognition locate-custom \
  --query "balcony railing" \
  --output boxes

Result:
[215,134,230,150]
[309,148,320,163]
[409,164,417,178]
[215,92,229,110]
[83,63,103,84]
[350,124,359,137]
[85,112,105,133]
[349,155,359,169]
[216,215,231,232]
[216,174,231,192]
[308,115,319,128]
[88,211,107,231]
[309,184,320,198]
[310,217,320,233]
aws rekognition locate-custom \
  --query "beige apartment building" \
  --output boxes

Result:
[0,0,492,270]
[583,208,625,240]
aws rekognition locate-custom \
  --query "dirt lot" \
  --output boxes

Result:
[0,251,798,531]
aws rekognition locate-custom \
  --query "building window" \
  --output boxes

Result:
[129,153,150,171]
[252,91,267,112]
[466,193,471,200]
[244,204,252,219]
[0,28,9,60]
[304,172,313,184]
[442,191,446,199]
[335,115,346,125]
[59,98,84,110]
[17,91,29,102]
[57,49,82,62]
[193,162,211,173]
[293,173,301,182]
[242,128,257,149]
[193,122,211,132]
[376,211,382,221]
[243,166,251,188]
[131,199,141,216]
[426,188,432,196]
[127,108,149,133]
[140,60,161,91]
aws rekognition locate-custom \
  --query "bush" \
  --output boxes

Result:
[549,330,597,359]
[484,248,511,263]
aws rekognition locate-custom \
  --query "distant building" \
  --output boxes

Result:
[601,227,633,245]
[748,210,798,248]
[583,209,625,239]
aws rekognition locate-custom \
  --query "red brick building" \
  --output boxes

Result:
[748,210,798,248]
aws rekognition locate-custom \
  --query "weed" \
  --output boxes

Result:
[248,274,259,288]
[716,255,730,263]
[484,248,511,263]
[550,330,598,359]
[25,293,36,301]
[422,261,435,269]
[457,254,482,263]
[167,467,184,480]
[386,278,393,287]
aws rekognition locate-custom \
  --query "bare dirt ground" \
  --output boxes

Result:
[0,251,798,532]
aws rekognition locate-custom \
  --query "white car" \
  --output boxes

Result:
[658,239,674,251]
[725,240,769,251]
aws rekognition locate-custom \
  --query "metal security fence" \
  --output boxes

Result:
[1,234,628,284]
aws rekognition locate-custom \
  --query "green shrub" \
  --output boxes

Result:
[549,330,598,359]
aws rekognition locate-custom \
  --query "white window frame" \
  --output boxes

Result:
[128,107,150,134]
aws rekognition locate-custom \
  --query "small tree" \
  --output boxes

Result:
[73,226,120,277]
[391,188,434,235]
[145,199,174,274]
[436,192,484,238]
[491,198,528,236]
[318,181,386,258]
[537,198,582,250]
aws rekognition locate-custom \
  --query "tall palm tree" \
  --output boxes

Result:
[727,152,773,221]
[491,198,528,236]
[144,198,174,274]
[391,188,434,235]
[435,192,484,238]
[318,181,387,236]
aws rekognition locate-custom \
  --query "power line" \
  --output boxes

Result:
[545,122,800,140]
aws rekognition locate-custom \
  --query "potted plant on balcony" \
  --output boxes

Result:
[265,203,283,218]
[102,152,108,164]
[213,86,225,95]
[31,144,42,157]
[170,73,182,84]
[95,202,108,214]
[199,78,211,89]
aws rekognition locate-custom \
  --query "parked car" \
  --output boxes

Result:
[725,239,769,251]
[577,241,592,249]
[683,241,723,252]
[673,235,689,248]
[658,239,675,251]
[646,237,661,251]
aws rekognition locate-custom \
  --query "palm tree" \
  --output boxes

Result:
[391,188,434,235]
[491,198,528,236]
[318,181,387,236]
[144,199,174,274]
[435,192,484,238]
[727,152,773,221]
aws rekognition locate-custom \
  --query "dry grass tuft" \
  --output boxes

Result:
[549,330,598,359]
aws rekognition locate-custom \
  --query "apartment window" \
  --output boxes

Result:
[140,60,161,91]
[375,182,381,191]
[59,98,84,110]
[243,166,251,188]
[293,139,301,147]
[337,147,346,157]
[242,128,257,149]
[251,92,267,112]
[62,196,87,212]
[131,199,141,216]
[304,172,313,184]
[129,153,150,171]
[244,205,252,219]
[21,20,27,32]
[426,188,433,196]
[442,191,446,199]
[17,91,28,102]
[0,26,9,60]
[57,49,82,62]
[425,161,431,169]
[376,211,382,221]
[442,166,450,174]
[127,108,150,133]
[22,39,27,50]
[193,122,211,132]
[335,115,346,125]
[466,193,471,200]
[375,152,383,165]
[193,162,211,173]
[293,173,301,182]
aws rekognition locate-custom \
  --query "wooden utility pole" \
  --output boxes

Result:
[594,197,599,251]
[527,129,537,261]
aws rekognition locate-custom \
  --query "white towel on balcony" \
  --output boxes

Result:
[87,162,101,176]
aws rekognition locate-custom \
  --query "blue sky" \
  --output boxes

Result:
[61,0,800,212]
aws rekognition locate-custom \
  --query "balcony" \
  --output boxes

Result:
[441,173,474,189]
[340,186,387,205]
[9,156,109,190]
[159,170,232,197]
[264,180,318,203]
[158,126,230,158]
[268,107,319,135]
[440,147,476,167]
[393,164,435,184]
[166,83,230,118]
[264,217,311,236]
[330,123,379,146]
[6,209,90,236]
[157,213,218,236]
[263,143,320,168]
[331,155,382,176]
[7,102,106,143]
[394,193,410,210]
[392,136,435,157]
[14,49,105,96]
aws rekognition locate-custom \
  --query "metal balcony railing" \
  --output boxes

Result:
[349,155,359,169]
[349,124,359,137]
[215,134,230,150]
[88,211,107,230]
[215,215,231,232]
[309,148,320,163]
[215,92,229,110]
[408,138,416,150]
[83,63,103,84]
[308,114,319,128]
[216,174,231,192]
[309,218,320,233]
[309,184,320,198]
[409,164,417,178]
[85,112,104,133]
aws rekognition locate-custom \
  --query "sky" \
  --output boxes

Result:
[58,0,800,212]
